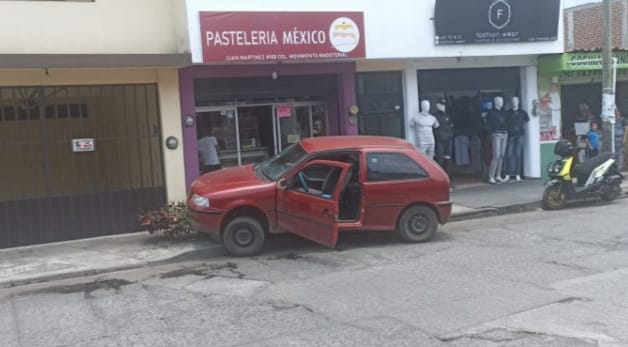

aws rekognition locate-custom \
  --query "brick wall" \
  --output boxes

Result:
[565,0,626,51]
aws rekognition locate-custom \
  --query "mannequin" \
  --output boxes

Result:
[410,100,440,158]
[487,96,510,184]
[434,98,454,176]
[505,96,529,181]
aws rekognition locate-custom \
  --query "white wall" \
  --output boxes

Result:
[185,0,564,63]
[0,0,187,54]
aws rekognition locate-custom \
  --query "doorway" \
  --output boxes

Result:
[196,101,328,172]
[275,103,328,152]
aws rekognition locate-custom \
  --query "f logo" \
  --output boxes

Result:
[489,0,511,30]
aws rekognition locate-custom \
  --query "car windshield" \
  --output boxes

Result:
[258,144,308,181]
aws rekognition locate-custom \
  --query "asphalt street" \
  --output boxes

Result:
[2,198,628,346]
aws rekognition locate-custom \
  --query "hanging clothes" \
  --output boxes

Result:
[454,135,470,166]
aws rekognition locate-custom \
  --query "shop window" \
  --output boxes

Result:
[0,102,87,121]
[366,153,428,182]
[356,72,405,138]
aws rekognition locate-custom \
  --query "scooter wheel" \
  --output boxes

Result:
[543,185,567,210]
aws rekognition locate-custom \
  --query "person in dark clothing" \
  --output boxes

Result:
[434,99,454,175]
[506,96,529,181]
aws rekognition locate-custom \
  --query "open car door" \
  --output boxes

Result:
[277,160,352,248]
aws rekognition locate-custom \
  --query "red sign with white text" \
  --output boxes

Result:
[200,11,366,63]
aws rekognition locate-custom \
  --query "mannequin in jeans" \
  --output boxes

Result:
[488,96,510,184]
[410,100,440,158]
[505,96,529,181]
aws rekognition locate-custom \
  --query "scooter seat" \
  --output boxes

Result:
[573,153,613,186]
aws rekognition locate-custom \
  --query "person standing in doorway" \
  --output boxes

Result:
[584,121,601,159]
[506,96,529,181]
[488,96,510,184]
[198,129,222,174]
[410,100,440,158]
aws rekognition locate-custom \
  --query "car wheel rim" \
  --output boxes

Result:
[407,214,429,235]
[234,228,254,247]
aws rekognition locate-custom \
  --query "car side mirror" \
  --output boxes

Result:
[277,178,288,190]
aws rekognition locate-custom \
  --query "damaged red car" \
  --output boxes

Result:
[187,136,452,256]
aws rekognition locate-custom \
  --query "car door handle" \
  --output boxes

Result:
[322,209,334,217]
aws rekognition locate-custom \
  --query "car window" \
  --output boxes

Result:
[366,152,428,182]
[258,144,308,181]
[291,164,343,199]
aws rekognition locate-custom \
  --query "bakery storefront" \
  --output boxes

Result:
[180,11,365,187]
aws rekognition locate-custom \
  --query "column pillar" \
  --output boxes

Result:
[520,66,541,178]
[403,64,420,144]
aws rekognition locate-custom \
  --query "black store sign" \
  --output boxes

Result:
[434,0,560,45]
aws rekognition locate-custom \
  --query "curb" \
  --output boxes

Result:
[450,189,628,223]
[449,201,542,222]
[0,244,228,289]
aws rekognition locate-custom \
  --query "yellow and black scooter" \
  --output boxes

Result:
[543,139,624,210]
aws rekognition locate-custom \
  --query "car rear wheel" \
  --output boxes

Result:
[223,217,265,257]
[397,205,437,243]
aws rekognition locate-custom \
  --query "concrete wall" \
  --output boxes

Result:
[0,0,187,54]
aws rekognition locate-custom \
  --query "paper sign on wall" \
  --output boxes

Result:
[72,138,95,152]
[276,105,292,118]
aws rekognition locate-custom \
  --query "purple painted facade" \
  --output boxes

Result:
[179,62,357,189]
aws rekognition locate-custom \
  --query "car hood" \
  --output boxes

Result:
[191,164,269,196]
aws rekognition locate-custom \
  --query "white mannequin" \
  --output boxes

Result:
[488,96,508,184]
[512,96,520,111]
[494,96,504,111]
[420,100,431,114]
[436,102,445,113]
[410,99,439,158]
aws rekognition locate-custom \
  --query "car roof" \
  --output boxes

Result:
[300,136,415,152]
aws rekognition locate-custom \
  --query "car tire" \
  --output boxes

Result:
[397,205,438,243]
[222,217,265,257]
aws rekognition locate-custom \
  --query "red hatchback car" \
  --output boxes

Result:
[188,136,452,256]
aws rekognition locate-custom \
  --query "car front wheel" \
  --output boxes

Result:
[397,205,438,243]
[222,217,265,257]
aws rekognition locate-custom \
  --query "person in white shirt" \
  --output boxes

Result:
[410,100,440,158]
[198,130,221,174]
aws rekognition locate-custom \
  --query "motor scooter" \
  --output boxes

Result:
[543,139,624,210]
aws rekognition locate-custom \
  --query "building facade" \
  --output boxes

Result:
[0,0,190,247]
[0,0,565,247]
[180,0,563,186]
[538,0,628,175]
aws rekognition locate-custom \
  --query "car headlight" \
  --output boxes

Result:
[191,194,210,208]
